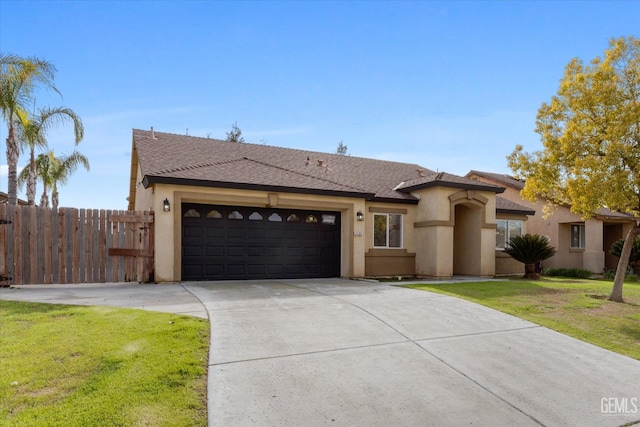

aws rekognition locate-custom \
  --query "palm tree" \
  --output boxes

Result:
[0,53,58,205]
[504,234,556,279]
[14,106,84,205]
[21,150,89,208]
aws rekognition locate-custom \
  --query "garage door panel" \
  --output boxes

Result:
[227,227,246,239]
[206,227,224,238]
[182,203,340,281]
[205,246,224,257]
[248,246,265,256]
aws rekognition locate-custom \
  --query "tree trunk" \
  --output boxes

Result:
[52,188,59,209]
[27,149,36,206]
[6,128,18,206]
[609,222,640,302]
[523,263,540,280]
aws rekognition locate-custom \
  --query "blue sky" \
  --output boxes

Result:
[1,0,638,209]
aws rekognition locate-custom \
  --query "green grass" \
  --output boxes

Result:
[0,301,209,427]
[405,278,640,361]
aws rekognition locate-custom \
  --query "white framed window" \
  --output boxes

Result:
[496,219,523,250]
[374,213,403,248]
[570,223,585,249]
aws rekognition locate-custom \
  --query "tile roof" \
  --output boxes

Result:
[467,170,525,190]
[133,129,504,202]
[496,197,535,215]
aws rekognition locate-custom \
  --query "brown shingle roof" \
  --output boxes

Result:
[467,170,525,190]
[133,129,504,202]
[496,197,535,215]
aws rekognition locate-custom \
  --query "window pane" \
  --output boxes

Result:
[305,215,317,223]
[571,224,584,248]
[373,214,387,247]
[388,214,402,248]
[268,213,282,222]
[496,220,507,249]
[206,210,221,219]
[249,212,263,220]
[508,220,523,241]
[184,209,200,218]
[287,214,300,222]
[228,211,243,220]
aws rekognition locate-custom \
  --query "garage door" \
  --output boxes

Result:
[182,203,341,281]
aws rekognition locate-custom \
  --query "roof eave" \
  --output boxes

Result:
[497,208,535,216]
[398,181,506,194]
[142,175,376,200]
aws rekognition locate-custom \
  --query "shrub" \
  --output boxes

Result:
[504,234,556,279]
[544,268,592,279]
[609,236,640,275]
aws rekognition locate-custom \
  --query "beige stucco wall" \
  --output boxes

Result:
[134,178,500,282]
[411,187,497,278]
[136,182,370,282]
[468,174,625,274]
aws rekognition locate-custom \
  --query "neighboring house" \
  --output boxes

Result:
[128,128,508,282]
[466,171,636,274]
[0,192,28,206]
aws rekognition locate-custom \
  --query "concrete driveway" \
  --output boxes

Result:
[2,279,639,426]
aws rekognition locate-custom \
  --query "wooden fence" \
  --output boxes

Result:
[0,205,154,285]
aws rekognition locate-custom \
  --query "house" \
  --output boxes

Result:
[466,170,636,274]
[128,128,512,282]
[0,192,28,206]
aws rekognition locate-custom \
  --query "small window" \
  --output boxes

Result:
[206,210,222,219]
[249,212,263,221]
[571,223,585,249]
[228,211,244,220]
[496,219,523,250]
[287,214,300,222]
[184,209,200,218]
[305,215,318,223]
[322,214,336,225]
[373,213,403,248]
[268,213,282,222]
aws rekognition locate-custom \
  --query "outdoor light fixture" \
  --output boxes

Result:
[163,198,170,212]
[356,210,364,221]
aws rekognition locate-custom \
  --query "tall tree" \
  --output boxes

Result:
[0,53,58,205]
[14,106,84,205]
[20,150,89,208]
[507,36,640,302]
[336,140,348,155]
[225,121,245,143]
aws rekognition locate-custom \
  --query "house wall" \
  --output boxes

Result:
[364,203,417,277]
[136,183,370,282]
[468,174,613,273]
[411,187,497,278]
[135,180,501,282]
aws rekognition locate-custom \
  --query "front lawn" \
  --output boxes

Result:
[0,301,209,426]
[405,278,640,360]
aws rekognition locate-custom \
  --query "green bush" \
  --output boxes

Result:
[544,268,592,278]
[609,236,640,275]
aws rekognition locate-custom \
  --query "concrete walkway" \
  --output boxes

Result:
[2,279,639,426]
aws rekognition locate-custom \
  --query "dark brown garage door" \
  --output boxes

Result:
[182,203,341,281]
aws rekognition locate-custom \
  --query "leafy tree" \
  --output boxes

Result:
[336,140,348,155]
[610,236,640,274]
[20,150,89,208]
[504,234,556,279]
[507,36,640,302]
[0,53,58,205]
[225,121,244,143]
[14,106,84,205]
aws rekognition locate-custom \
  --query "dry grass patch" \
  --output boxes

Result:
[405,278,640,360]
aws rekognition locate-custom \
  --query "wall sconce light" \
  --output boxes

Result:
[356,210,364,221]
[163,198,171,212]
